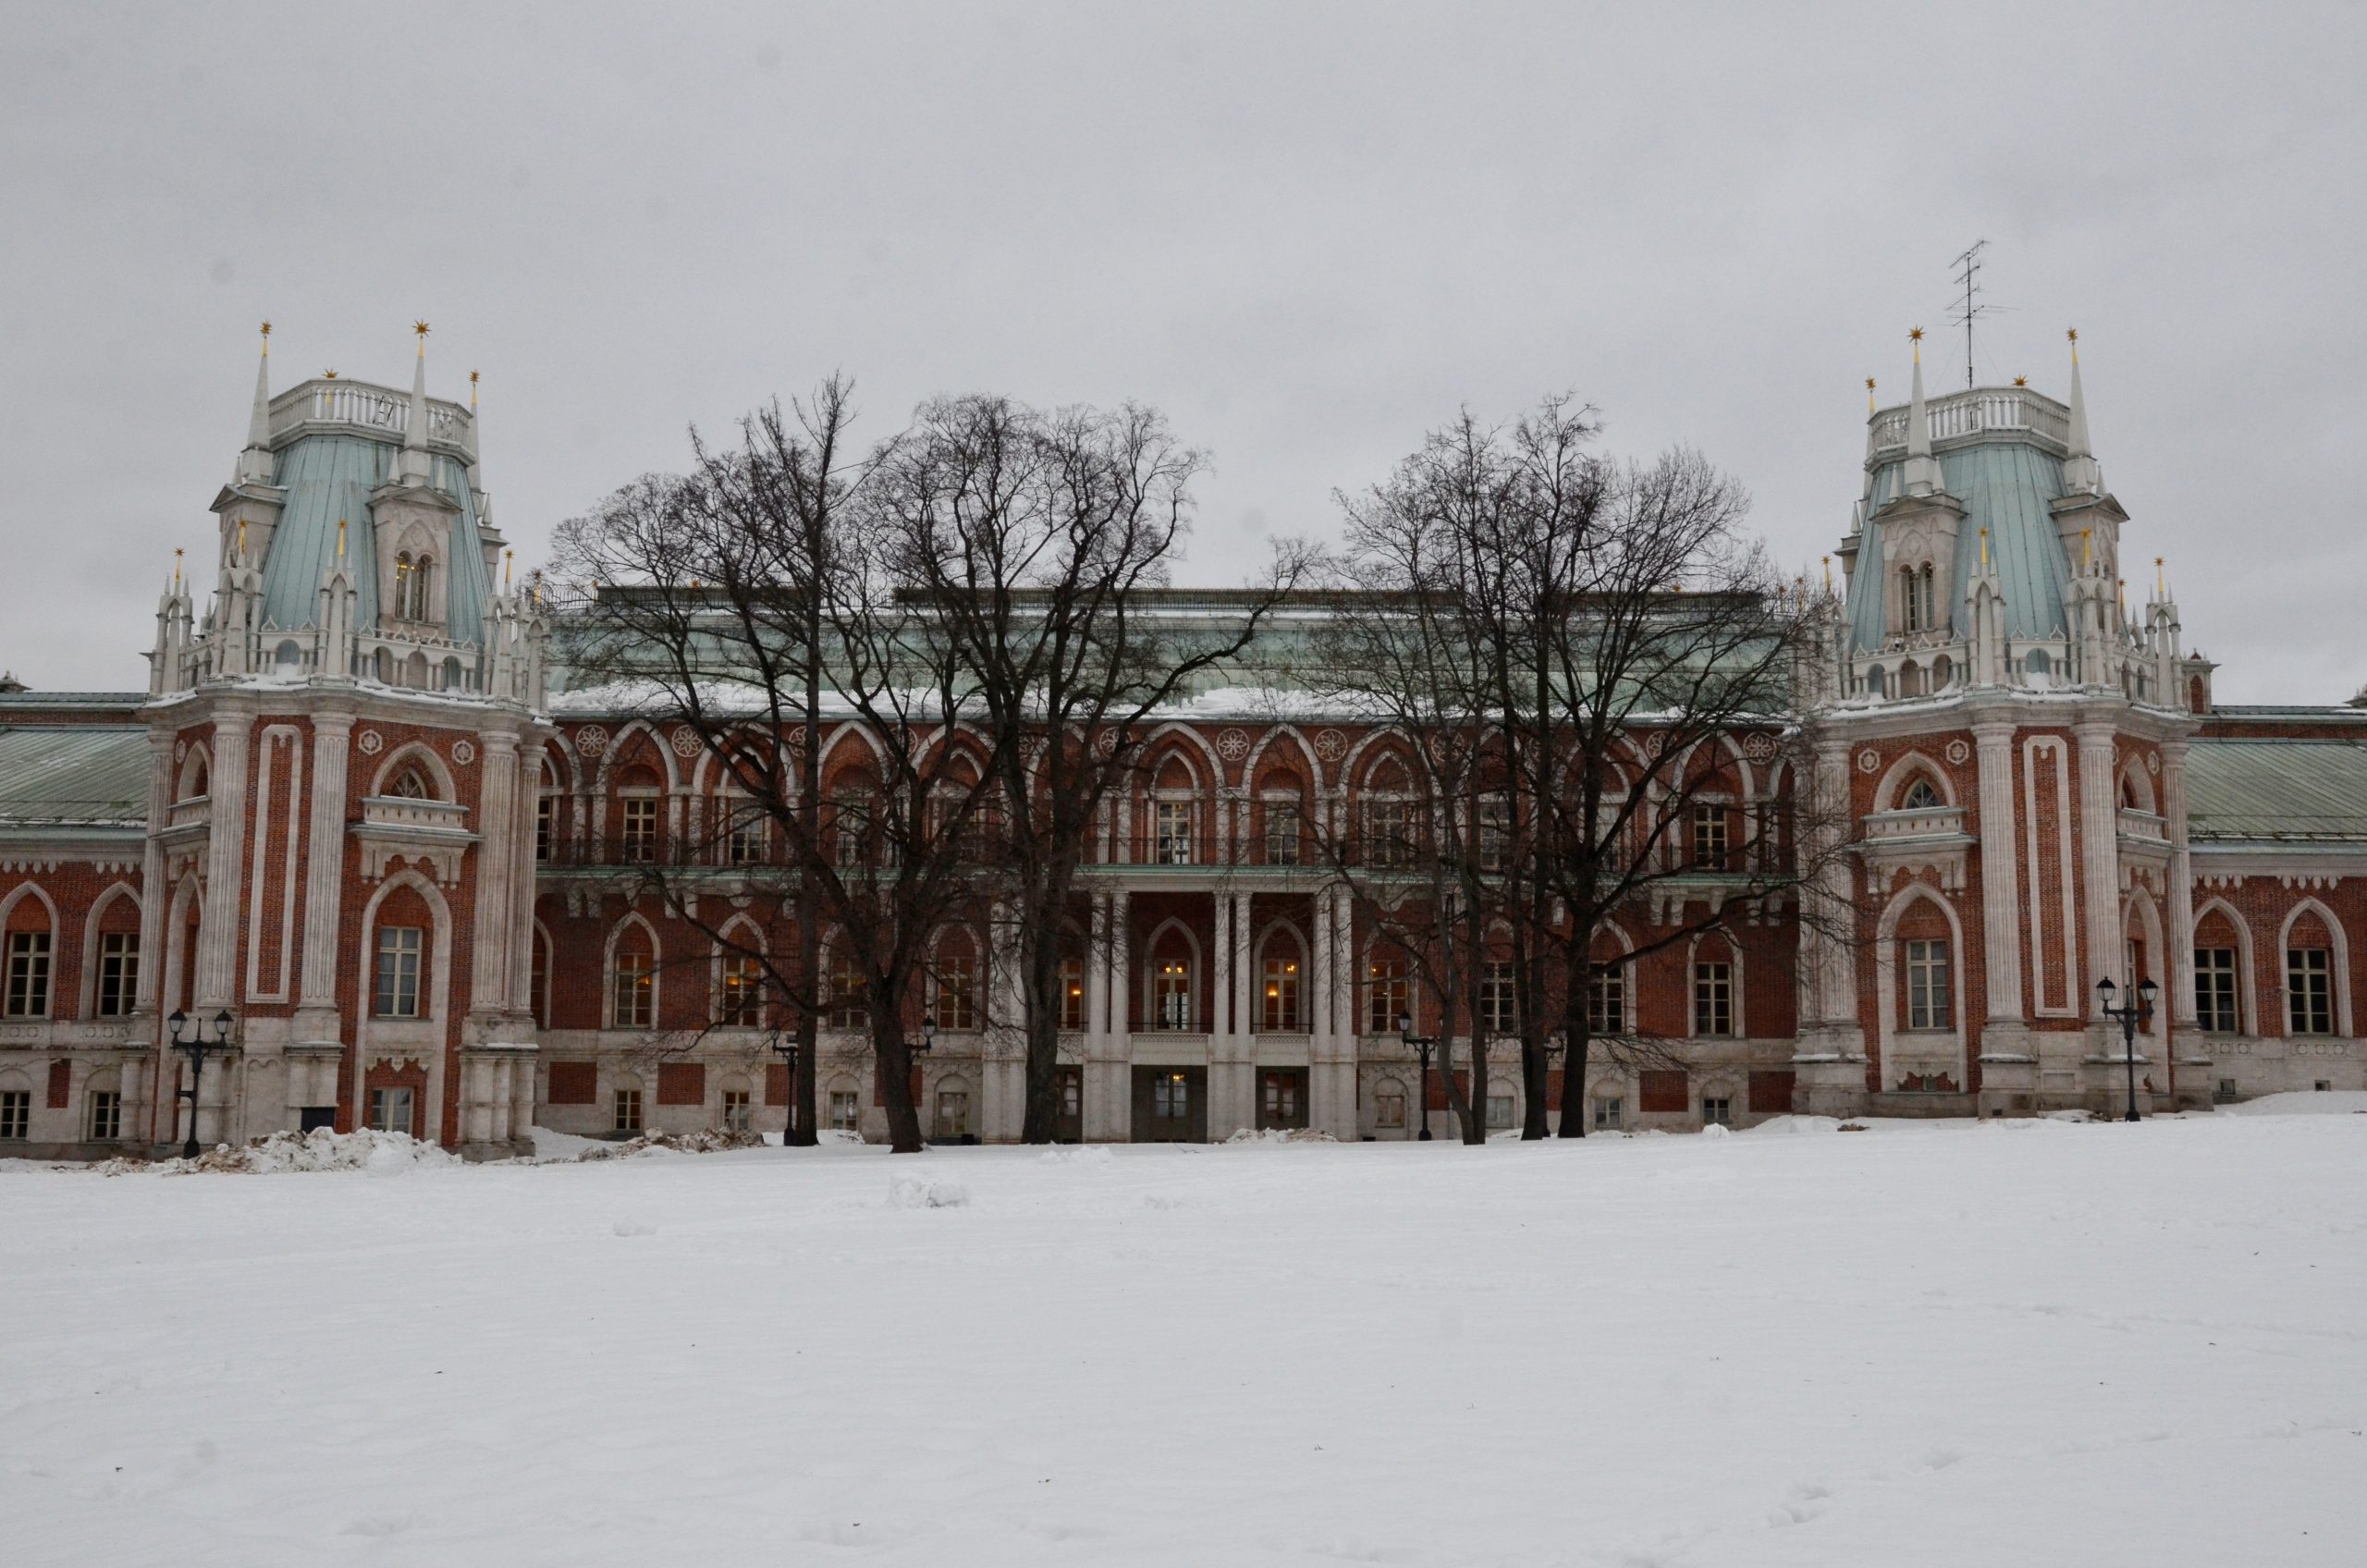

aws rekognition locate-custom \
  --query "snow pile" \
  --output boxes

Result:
[566,1128,768,1161]
[1699,1121,1733,1139]
[1220,1126,1341,1145]
[886,1171,970,1208]
[98,1128,458,1177]
[2220,1088,2367,1116]
[1037,1145,1112,1166]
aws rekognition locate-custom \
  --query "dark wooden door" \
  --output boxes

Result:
[1054,1065,1084,1143]
[1132,1066,1207,1143]
[1257,1068,1309,1130]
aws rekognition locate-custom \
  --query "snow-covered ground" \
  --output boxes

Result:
[4,1108,2361,1567]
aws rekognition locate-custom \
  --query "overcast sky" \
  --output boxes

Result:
[5,2,2361,700]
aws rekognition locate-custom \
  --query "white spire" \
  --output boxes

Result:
[235,322,276,486]
[393,321,435,484]
[2062,327,2101,494]
[1903,328,1942,496]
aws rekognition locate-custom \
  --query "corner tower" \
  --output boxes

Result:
[138,325,551,1159]
[1797,330,2206,1120]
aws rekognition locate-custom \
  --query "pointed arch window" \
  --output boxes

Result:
[1901,777,1942,812]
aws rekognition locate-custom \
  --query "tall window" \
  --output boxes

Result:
[1366,957,1408,1035]
[4,930,51,1017]
[1156,960,1192,1030]
[719,953,763,1026]
[1901,564,1934,632]
[612,948,654,1029]
[619,797,659,863]
[1262,799,1302,865]
[833,792,868,867]
[97,931,141,1016]
[935,953,979,1031]
[721,1088,752,1132]
[535,795,555,861]
[1261,952,1300,1031]
[373,926,423,1018]
[828,954,868,1031]
[828,1089,859,1130]
[1154,800,1194,864]
[1904,938,1952,1030]
[1587,962,1625,1035]
[1692,960,1733,1036]
[612,1087,644,1134]
[1365,799,1413,867]
[2287,948,2333,1035]
[0,1089,26,1140]
[87,1089,121,1142]
[1690,804,1730,870]
[936,1087,972,1139]
[1060,957,1086,1030]
[724,802,767,865]
[1477,798,1511,871]
[368,1086,415,1135]
[1478,961,1515,1036]
[2194,947,2239,1034]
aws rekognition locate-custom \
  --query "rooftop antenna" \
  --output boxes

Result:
[1948,239,1996,390]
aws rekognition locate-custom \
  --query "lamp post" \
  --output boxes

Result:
[2095,975,2158,1123]
[1396,1011,1437,1141]
[168,1008,235,1159]
[769,1027,798,1145]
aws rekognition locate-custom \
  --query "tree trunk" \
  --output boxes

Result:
[1519,1027,1550,1139]
[872,1015,925,1154]
[1019,918,1063,1143]
[1557,988,1590,1137]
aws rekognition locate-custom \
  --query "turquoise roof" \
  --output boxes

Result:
[0,726,149,827]
[257,436,493,642]
[1848,440,2071,654]
[2187,740,2367,843]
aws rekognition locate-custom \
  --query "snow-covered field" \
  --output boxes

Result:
[4,1107,2361,1567]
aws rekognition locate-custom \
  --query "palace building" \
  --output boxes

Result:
[2,327,2361,1158]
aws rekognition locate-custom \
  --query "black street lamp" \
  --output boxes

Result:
[1396,1011,1437,1141]
[2095,975,2158,1124]
[168,1008,235,1159]
[769,1028,799,1144]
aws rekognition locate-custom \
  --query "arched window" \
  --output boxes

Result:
[1901,777,1942,811]
[2025,648,2052,683]
[413,557,433,621]
[1866,665,1886,698]
[1900,568,1922,632]
[3,897,55,1019]
[275,639,304,675]
[1919,565,1936,630]
[610,922,656,1030]
[1931,653,1952,689]
[1146,922,1196,1031]
[1899,660,1924,698]
[932,930,979,1032]
[393,553,413,619]
[388,766,433,801]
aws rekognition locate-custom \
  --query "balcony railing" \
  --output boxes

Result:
[1870,387,2070,456]
[267,379,474,453]
[2117,808,2168,843]
[1862,804,1969,841]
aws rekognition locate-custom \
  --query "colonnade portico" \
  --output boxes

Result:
[1073,876,1361,1142]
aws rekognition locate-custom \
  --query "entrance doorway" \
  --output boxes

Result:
[1131,1066,1207,1143]
[1257,1067,1309,1131]
[1054,1065,1084,1143]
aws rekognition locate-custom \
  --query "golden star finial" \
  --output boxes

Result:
[2067,326,2079,344]
[324,368,337,379]
[1908,326,1924,342]
[1865,377,1876,390]
[413,320,431,339]
[259,320,271,338]
[2013,375,2027,386]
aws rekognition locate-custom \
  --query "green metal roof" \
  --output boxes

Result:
[1849,441,2072,654]
[0,726,150,827]
[257,436,494,640]
[2187,739,2367,843]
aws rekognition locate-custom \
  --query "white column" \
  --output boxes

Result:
[2164,740,2199,1030]
[1104,887,1130,1138]
[1233,893,1253,1049]
[296,713,354,1030]
[470,730,520,1023]
[1974,718,2027,1039]
[195,712,252,1010]
[2077,720,2124,1008]
[1330,882,1356,1136]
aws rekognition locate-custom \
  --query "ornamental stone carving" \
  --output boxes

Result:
[451,740,477,766]
[574,725,608,756]
[356,729,385,756]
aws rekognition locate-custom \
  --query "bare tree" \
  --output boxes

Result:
[555,380,1001,1154]
[878,395,1309,1141]
[1321,398,1834,1141]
